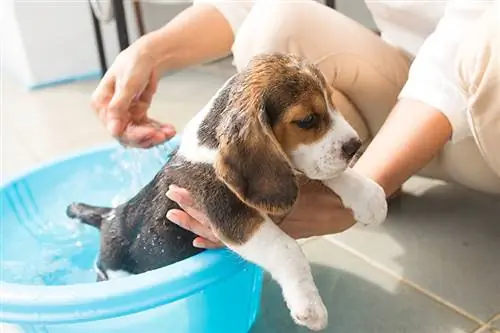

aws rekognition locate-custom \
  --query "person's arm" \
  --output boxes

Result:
[166,1,492,247]
[91,1,253,147]
[353,99,452,197]
[355,0,490,197]
[144,1,253,74]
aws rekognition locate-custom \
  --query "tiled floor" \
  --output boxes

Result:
[1,58,499,333]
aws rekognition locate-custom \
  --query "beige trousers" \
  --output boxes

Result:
[231,0,500,195]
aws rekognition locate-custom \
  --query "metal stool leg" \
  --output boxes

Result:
[113,0,130,51]
[133,0,147,36]
[89,0,135,76]
[326,0,336,9]
[90,3,107,76]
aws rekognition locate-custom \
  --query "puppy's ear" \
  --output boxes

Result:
[215,103,298,215]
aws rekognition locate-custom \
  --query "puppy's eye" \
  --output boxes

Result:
[294,114,318,129]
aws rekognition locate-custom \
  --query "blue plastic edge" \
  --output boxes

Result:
[24,65,188,91]
[27,70,102,91]
[0,250,250,325]
[0,135,261,324]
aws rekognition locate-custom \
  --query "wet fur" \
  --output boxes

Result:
[68,151,268,277]
[66,71,297,276]
[66,53,387,331]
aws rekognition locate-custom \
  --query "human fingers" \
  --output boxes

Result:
[91,70,116,112]
[119,121,176,148]
[279,178,356,239]
[192,237,224,249]
[129,71,159,120]
[166,209,221,245]
[165,185,213,226]
[105,82,142,137]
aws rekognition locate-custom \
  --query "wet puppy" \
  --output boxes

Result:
[67,53,387,331]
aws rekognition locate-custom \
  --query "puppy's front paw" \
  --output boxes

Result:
[287,288,328,331]
[351,178,387,226]
[323,170,388,227]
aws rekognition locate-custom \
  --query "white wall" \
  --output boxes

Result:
[1,1,189,88]
[0,0,34,86]
[8,0,142,88]
[1,0,374,89]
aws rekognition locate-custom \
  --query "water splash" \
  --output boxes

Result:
[110,140,175,196]
[1,139,178,286]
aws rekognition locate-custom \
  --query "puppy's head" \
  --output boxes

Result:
[215,53,361,215]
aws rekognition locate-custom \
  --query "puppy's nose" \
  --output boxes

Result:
[341,138,362,160]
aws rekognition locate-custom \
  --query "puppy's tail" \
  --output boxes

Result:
[66,203,113,229]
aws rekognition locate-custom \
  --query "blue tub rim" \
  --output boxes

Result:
[0,137,260,325]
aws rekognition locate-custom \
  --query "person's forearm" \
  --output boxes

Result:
[353,98,453,197]
[138,4,234,74]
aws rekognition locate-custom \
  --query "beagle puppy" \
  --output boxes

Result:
[66,53,387,331]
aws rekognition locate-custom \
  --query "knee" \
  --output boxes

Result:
[232,0,312,71]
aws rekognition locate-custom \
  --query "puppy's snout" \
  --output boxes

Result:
[341,138,362,160]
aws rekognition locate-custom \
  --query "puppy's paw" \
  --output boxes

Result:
[287,288,328,331]
[292,298,328,331]
[350,178,387,226]
[323,170,388,227]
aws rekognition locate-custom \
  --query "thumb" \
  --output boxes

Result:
[106,117,126,138]
[166,185,212,226]
[106,80,144,137]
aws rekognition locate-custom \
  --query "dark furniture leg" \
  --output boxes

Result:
[113,0,130,51]
[326,0,336,9]
[324,0,380,35]
[133,0,147,36]
[90,3,107,76]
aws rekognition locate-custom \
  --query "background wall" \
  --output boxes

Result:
[0,0,375,89]
[1,0,146,88]
[0,0,34,86]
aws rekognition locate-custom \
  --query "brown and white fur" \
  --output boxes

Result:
[66,53,387,331]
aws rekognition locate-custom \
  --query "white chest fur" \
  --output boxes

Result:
[177,106,218,164]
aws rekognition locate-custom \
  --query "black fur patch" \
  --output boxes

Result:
[197,75,237,149]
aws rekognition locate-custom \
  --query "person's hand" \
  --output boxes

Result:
[165,184,225,249]
[91,39,176,148]
[165,176,356,249]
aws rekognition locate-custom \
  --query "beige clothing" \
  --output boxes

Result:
[229,0,500,194]
[196,0,491,144]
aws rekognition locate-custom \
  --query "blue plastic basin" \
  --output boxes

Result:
[0,136,263,333]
